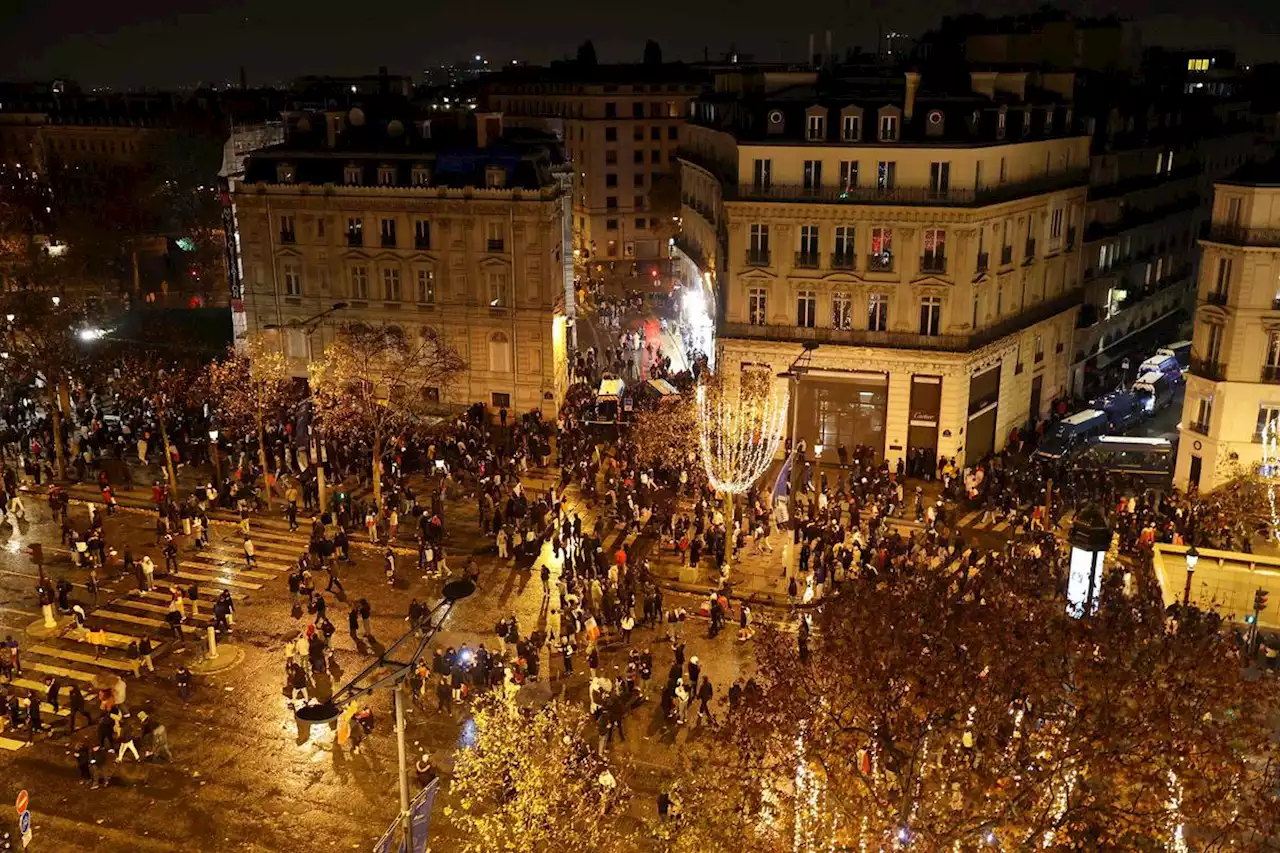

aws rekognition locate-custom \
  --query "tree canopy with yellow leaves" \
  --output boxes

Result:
[446,695,637,853]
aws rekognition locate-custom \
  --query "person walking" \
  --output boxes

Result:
[141,556,155,591]
[138,637,155,673]
[696,676,715,726]
[116,713,140,762]
[359,598,373,639]
[68,685,91,730]
[243,535,256,568]
[176,665,192,702]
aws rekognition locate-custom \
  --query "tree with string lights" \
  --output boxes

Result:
[696,370,788,569]
[203,334,298,507]
[307,322,465,510]
[663,561,1280,853]
[446,695,637,853]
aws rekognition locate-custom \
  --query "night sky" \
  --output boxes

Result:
[1,0,1277,89]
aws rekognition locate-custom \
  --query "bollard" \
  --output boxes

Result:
[206,625,218,660]
[41,603,56,629]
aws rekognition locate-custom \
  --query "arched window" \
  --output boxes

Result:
[489,331,511,373]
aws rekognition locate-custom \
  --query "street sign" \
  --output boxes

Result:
[14,790,27,814]
[18,810,29,833]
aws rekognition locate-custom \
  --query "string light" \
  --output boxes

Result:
[697,377,788,495]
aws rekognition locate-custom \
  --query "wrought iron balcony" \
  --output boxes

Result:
[745,250,771,267]
[1189,357,1228,381]
[1262,365,1280,384]
[1205,224,1280,247]
[794,251,820,269]
[1023,239,1037,263]
[1000,246,1013,266]
[279,231,296,245]
[866,253,894,273]
[830,251,856,270]
[720,289,1082,353]
[976,252,989,273]
[487,239,506,252]
[920,252,947,274]
[725,167,1089,206]
[1205,290,1229,306]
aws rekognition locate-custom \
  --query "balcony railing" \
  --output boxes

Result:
[794,251,820,269]
[725,167,1089,207]
[415,237,431,250]
[1272,296,1280,311]
[1023,239,1037,263]
[381,235,397,248]
[830,251,856,270]
[866,253,894,273]
[1066,227,1076,249]
[346,233,363,247]
[1205,224,1280,248]
[976,252,989,273]
[745,250,771,267]
[1189,357,1228,381]
[1188,421,1212,436]
[1205,290,1229,306]
[487,239,506,252]
[279,231,296,245]
[920,253,946,274]
[1263,365,1280,384]
[1000,246,1013,266]
[720,288,1082,353]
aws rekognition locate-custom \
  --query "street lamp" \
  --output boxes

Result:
[208,429,221,486]
[50,296,60,307]
[1182,544,1200,607]
[1067,503,1112,618]
[296,578,475,853]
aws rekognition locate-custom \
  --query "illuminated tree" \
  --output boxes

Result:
[446,694,636,853]
[2,291,92,479]
[697,371,788,567]
[307,322,465,509]
[111,354,201,494]
[203,335,297,506]
[630,392,699,472]
[675,565,1280,852]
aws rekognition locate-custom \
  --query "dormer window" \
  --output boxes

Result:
[806,112,826,141]
[879,113,899,142]
[344,164,361,185]
[841,111,861,141]
[485,165,506,188]
[411,164,431,186]
[1021,110,1032,137]
[377,165,396,186]
[276,163,296,183]
[996,109,1007,139]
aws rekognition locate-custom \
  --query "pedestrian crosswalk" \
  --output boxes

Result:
[6,517,314,742]
[954,508,1077,535]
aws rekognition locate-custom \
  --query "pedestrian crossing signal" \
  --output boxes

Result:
[1246,614,1257,625]
[1255,588,1270,613]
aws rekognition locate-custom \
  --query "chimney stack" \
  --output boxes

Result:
[825,31,833,67]
[904,71,921,122]
[809,33,816,68]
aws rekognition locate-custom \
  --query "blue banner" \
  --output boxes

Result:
[373,780,439,853]
[771,449,795,502]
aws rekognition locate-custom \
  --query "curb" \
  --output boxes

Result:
[23,614,75,641]
[187,644,247,675]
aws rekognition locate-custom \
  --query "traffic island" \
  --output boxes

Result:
[187,640,247,675]
[24,613,75,641]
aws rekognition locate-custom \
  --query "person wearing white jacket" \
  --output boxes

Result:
[141,556,156,591]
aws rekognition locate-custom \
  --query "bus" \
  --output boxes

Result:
[1078,435,1174,484]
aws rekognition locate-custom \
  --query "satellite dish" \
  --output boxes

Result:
[387,119,404,138]
[348,107,366,127]
[295,116,312,133]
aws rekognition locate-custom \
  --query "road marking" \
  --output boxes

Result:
[90,609,167,630]
[0,736,29,751]
[169,570,264,591]
[178,561,277,581]
[24,660,98,684]
[30,645,137,675]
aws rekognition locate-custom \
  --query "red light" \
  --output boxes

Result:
[651,269,658,278]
